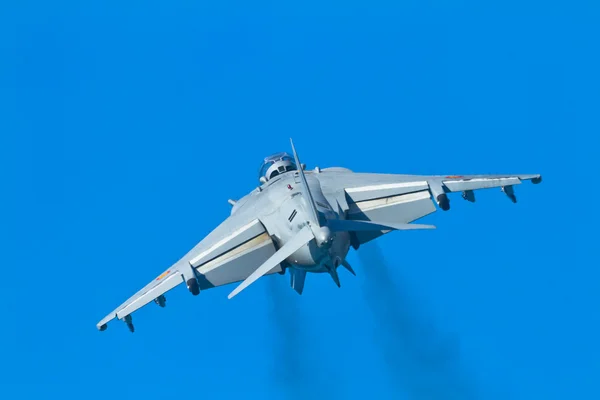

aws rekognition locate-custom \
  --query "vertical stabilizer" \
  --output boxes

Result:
[290,138,321,227]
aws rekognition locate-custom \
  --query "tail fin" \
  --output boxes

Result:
[290,138,321,227]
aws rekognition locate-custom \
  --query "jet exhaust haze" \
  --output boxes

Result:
[266,275,334,400]
[358,243,477,400]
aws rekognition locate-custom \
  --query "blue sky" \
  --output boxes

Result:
[1,1,599,399]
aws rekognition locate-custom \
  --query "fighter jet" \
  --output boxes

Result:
[96,139,542,332]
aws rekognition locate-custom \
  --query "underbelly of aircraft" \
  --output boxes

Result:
[286,230,351,272]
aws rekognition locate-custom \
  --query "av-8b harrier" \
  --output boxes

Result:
[97,139,542,332]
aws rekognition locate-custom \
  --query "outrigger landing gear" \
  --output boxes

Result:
[436,193,450,211]
[429,181,450,211]
[187,278,200,296]
[182,263,200,296]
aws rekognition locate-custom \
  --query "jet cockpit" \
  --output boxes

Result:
[258,152,298,182]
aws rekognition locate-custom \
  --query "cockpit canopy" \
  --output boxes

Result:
[259,152,297,181]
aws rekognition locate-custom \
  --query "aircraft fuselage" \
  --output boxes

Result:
[233,170,351,275]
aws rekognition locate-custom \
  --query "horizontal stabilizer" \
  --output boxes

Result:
[328,219,436,233]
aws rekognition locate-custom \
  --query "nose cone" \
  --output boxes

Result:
[315,226,333,248]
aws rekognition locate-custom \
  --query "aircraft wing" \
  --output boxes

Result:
[316,169,542,246]
[96,212,280,332]
[96,265,183,331]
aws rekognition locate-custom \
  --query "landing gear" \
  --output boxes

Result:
[187,278,200,296]
[436,193,450,211]
[183,263,200,296]
[429,182,450,211]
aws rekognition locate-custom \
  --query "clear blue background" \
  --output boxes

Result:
[1,1,598,399]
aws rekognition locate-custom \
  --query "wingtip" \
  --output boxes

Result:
[96,313,116,332]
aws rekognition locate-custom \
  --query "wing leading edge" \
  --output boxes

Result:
[96,267,183,331]
[96,217,280,332]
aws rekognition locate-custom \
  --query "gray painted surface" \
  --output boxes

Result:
[96,140,541,332]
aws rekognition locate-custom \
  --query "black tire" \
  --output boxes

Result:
[187,278,200,296]
[437,194,450,211]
